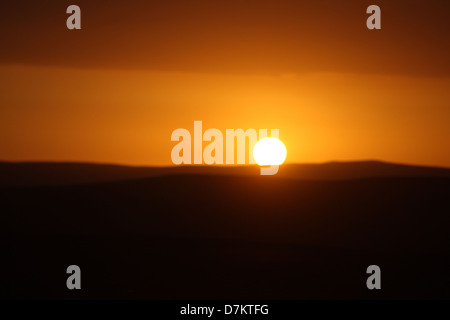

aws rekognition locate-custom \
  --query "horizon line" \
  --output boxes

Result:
[1,159,449,170]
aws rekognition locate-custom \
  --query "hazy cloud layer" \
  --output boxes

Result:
[0,0,449,76]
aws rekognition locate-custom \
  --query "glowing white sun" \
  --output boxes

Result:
[253,137,287,166]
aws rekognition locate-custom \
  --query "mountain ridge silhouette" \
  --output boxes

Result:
[1,160,449,187]
[1,160,449,299]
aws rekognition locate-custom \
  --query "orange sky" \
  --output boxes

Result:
[0,1,449,167]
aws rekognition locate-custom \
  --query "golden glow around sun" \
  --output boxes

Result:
[253,137,287,166]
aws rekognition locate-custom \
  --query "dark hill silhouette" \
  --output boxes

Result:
[0,160,449,187]
[1,161,449,299]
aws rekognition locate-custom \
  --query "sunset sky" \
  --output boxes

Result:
[0,0,449,167]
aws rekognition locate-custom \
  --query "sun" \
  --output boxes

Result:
[253,137,287,166]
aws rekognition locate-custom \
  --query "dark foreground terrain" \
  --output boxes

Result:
[1,161,449,299]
